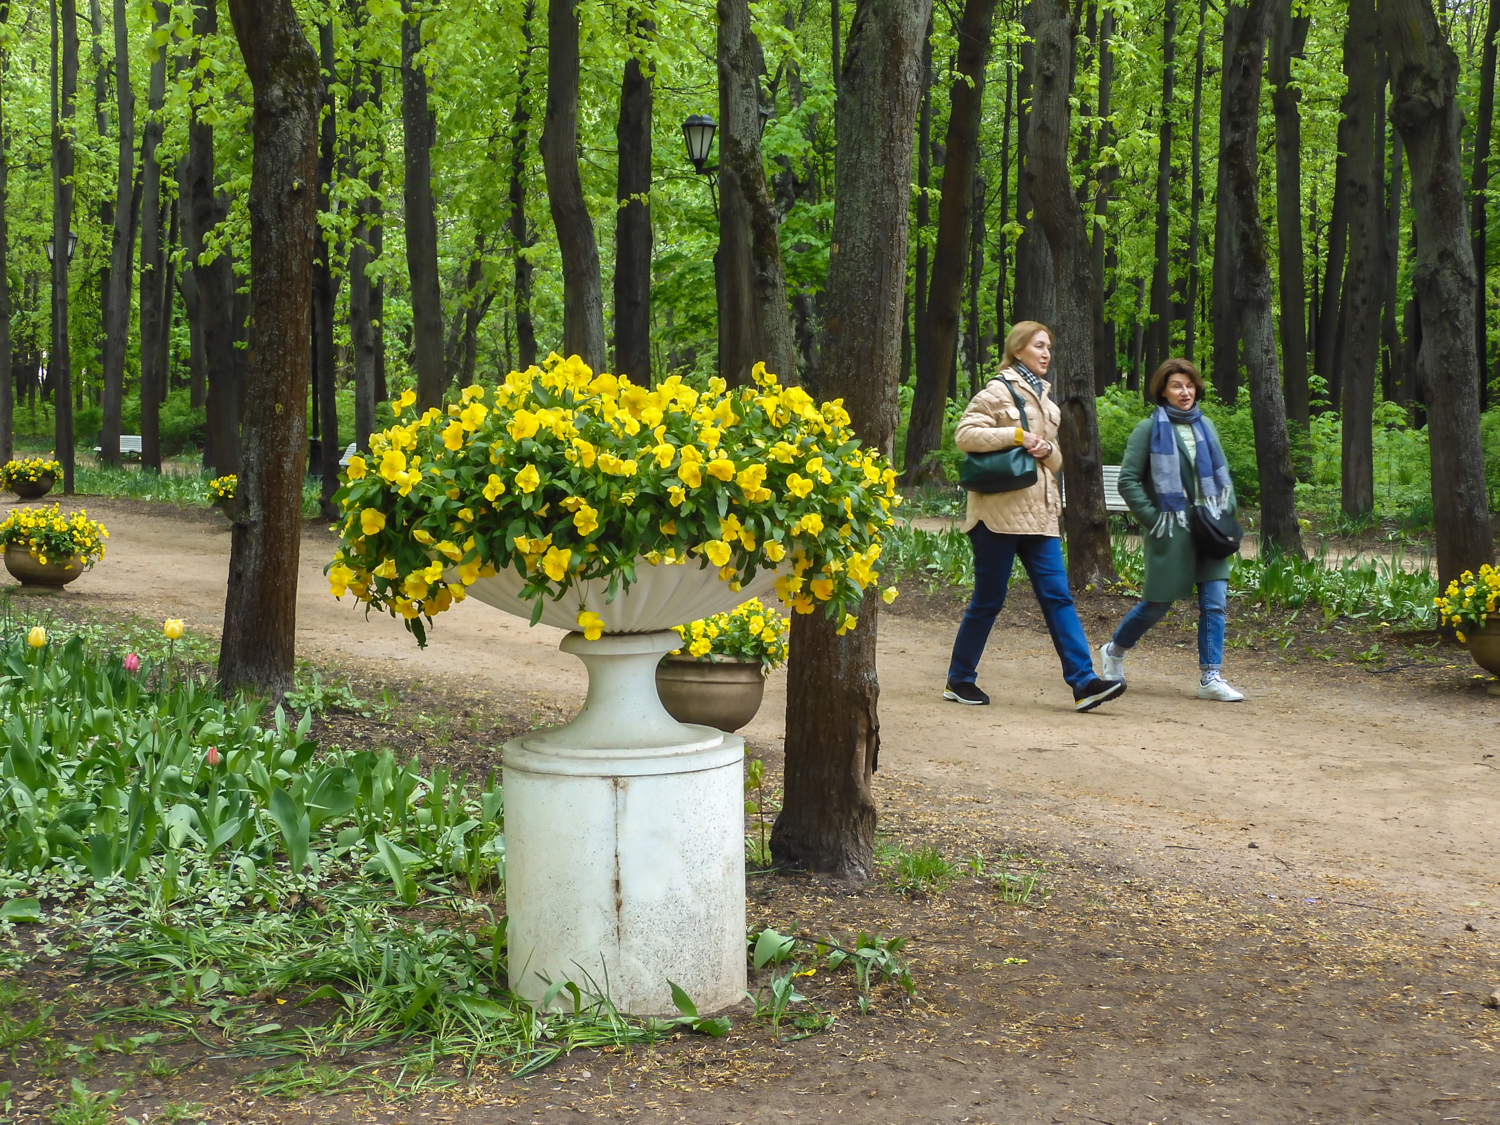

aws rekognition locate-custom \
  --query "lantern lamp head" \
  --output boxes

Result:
[681,114,716,174]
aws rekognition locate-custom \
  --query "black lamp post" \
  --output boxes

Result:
[45,229,78,263]
[681,113,716,175]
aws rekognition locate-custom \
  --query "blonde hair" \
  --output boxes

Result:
[1001,321,1053,371]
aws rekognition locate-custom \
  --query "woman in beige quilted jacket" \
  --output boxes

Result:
[943,321,1125,713]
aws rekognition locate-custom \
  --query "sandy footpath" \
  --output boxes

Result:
[23,496,1500,930]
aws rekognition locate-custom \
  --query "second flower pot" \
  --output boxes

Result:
[655,654,768,732]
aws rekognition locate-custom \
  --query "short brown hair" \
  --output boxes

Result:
[1148,358,1206,404]
[1001,321,1053,370]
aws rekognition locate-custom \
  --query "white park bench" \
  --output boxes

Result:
[338,442,359,468]
[93,435,143,460]
[1059,464,1130,513]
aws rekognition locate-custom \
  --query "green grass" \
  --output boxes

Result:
[876,841,957,896]
[67,464,326,519]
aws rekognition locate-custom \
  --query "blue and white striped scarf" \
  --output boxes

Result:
[1148,404,1233,538]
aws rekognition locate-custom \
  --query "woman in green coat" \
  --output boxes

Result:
[1098,358,1245,702]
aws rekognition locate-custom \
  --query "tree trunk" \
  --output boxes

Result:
[996,37,1011,351]
[773,0,931,881]
[912,21,932,409]
[137,2,168,473]
[313,19,340,518]
[1339,0,1381,519]
[1223,0,1303,557]
[1380,0,1496,586]
[1012,10,1055,324]
[1145,0,1177,379]
[614,20,653,383]
[1091,10,1114,388]
[541,0,606,370]
[903,0,998,484]
[184,0,239,476]
[1028,0,1115,589]
[1270,0,1310,429]
[717,0,795,385]
[96,0,133,466]
[1472,0,1500,412]
[219,0,321,699]
[1383,121,1404,403]
[967,174,985,393]
[1182,0,1205,363]
[506,2,537,373]
[347,29,379,452]
[402,1,446,407]
[179,268,205,408]
[1316,39,1358,405]
[52,0,78,493]
[1210,2,1240,404]
[0,6,13,466]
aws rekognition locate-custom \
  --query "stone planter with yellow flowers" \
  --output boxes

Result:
[0,505,108,589]
[655,600,788,732]
[1,457,61,500]
[327,356,900,1016]
[1435,564,1500,694]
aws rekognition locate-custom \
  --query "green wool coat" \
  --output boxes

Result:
[1116,415,1238,603]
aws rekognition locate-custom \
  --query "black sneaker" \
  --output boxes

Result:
[1073,677,1126,713]
[943,681,990,706]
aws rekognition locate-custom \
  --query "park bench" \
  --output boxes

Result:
[338,442,359,468]
[93,435,143,460]
[1059,464,1130,514]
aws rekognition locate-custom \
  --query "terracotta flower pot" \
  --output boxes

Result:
[1466,623,1500,686]
[655,654,768,732]
[9,473,55,500]
[4,544,86,588]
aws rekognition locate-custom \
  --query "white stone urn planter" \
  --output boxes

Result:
[456,558,781,1016]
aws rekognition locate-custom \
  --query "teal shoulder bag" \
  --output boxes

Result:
[957,381,1040,495]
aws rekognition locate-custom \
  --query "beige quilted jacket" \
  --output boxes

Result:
[954,366,1065,537]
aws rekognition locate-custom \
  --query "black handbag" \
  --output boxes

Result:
[958,382,1039,495]
[1189,504,1243,559]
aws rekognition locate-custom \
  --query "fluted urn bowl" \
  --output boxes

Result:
[455,556,783,633]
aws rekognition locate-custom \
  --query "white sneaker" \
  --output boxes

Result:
[1099,641,1124,681]
[1197,671,1244,702]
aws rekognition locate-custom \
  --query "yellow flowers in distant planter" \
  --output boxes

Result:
[671,599,789,669]
[1435,564,1500,643]
[327,356,901,643]
[0,505,108,569]
[207,475,237,502]
[0,457,61,487]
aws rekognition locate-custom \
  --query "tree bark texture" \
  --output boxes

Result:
[52,0,78,493]
[614,22,653,383]
[1011,11,1055,325]
[541,0,606,371]
[402,2,446,407]
[1270,0,1310,429]
[506,2,538,374]
[903,0,998,485]
[1472,0,1500,411]
[219,0,321,699]
[1091,11,1114,387]
[1145,0,1176,379]
[774,0,931,881]
[1222,0,1303,556]
[1338,0,1381,518]
[348,43,379,452]
[183,0,240,475]
[0,5,11,466]
[911,23,932,420]
[1316,34,1358,405]
[314,20,340,516]
[717,0,795,385]
[100,0,136,468]
[138,2,169,473]
[1184,0,1205,362]
[1028,0,1115,589]
[1383,121,1404,403]
[1379,0,1496,586]
[1209,1,1240,403]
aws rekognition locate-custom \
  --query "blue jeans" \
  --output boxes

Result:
[1110,579,1227,670]
[947,528,1097,689]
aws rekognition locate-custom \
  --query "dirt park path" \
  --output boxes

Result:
[33,497,1500,923]
[7,496,1500,1125]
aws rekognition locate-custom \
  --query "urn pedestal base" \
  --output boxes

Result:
[502,631,746,1016]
